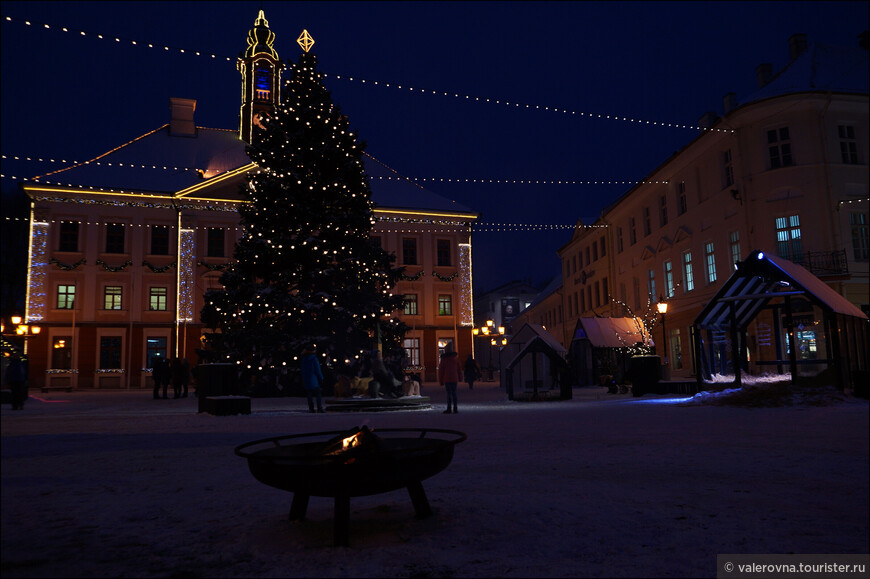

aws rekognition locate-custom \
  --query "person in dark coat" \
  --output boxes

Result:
[152,356,169,399]
[438,345,462,414]
[6,353,29,410]
[464,354,481,390]
[170,357,191,399]
[301,344,325,413]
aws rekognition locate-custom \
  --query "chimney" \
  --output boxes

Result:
[169,97,197,137]
[723,92,737,114]
[788,33,808,60]
[698,111,719,130]
[756,63,772,88]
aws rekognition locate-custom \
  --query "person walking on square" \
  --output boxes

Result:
[301,344,325,413]
[438,345,462,414]
[6,352,29,410]
[464,353,481,391]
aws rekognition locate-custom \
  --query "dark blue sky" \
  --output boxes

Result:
[2,1,867,292]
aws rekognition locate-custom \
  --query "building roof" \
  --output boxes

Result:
[571,317,652,349]
[30,123,476,215]
[694,250,868,331]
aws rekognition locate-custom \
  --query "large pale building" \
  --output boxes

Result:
[532,33,869,383]
[18,11,478,389]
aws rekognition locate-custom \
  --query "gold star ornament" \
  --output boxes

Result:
[297,29,315,53]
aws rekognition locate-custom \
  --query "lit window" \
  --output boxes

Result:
[438,295,452,316]
[57,285,76,310]
[403,337,420,366]
[648,269,656,302]
[150,287,168,311]
[775,214,802,261]
[664,260,675,298]
[705,242,717,284]
[730,230,742,266]
[403,294,418,316]
[104,286,123,310]
[683,251,694,292]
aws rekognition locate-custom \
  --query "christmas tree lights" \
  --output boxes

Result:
[200,48,406,382]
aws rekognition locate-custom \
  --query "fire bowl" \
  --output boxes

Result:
[235,427,466,546]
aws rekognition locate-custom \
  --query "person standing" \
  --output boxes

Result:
[178,358,191,398]
[464,353,481,390]
[6,353,29,410]
[152,356,168,399]
[301,344,325,413]
[438,345,462,414]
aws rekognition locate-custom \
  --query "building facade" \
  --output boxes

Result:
[18,11,478,389]
[548,34,869,381]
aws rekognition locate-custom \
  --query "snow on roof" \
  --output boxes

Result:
[31,124,476,214]
[574,317,652,349]
[742,41,869,104]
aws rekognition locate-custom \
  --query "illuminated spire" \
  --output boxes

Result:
[244,9,278,59]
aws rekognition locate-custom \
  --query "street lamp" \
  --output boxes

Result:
[472,320,505,381]
[657,296,668,375]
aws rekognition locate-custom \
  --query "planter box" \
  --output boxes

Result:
[200,395,251,416]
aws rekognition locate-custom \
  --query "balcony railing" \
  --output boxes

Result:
[788,249,849,277]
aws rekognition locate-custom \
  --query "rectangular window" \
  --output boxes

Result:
[683,251,695,292]
[403,337,421,366]
[664,260,675,298]
[616,227,624,253]
[838,125,858,164]
[572,255,577,274]
[643,206,651,236]
[59,221,80,252]
[150,224,170,255]
[402,238,418,265]
[632,277,640,312]
[149,287,168,311]
[659,195,668,227]
[722,149,734,187]
[57,284,76,310]
[629,218,637,245]
[600,236,606,257]
[436,239,452,266]
[438,294,452,316]
[207,228,225,258]
[730,230,742,267]
[775,214,802,261]
[51,336,72,369]
[99,336,122,369]
[851,212,869,261]
[677,182,687,215]
[767,126,793,169]
[146,337,168,369]
[705,242,717,284]
[370,235,382,249]
[577,251,583,270]
[586,286,593,312]
[592,241,598,262]
[594,281,600,308]
[602,277,608,305]
[585,246,591,265]
[104,286,123,310]
[105,223,125,254]
[403,294,418,316]
[647,269,656,302]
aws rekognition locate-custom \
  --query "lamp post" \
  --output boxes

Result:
[2,315,41,352]
[657,296,669,379]
[472,320,505,381]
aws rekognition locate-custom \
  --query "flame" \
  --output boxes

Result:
[341,432,363,451]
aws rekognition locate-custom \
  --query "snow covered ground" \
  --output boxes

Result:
[2,379,868,578]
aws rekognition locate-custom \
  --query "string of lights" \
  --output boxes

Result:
[3,15,734,134]
[2,154,203,174]
[1,170,668,187]
[3,215,605,232]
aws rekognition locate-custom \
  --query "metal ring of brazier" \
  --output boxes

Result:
[235,428,467,546]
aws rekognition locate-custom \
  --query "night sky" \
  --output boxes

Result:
[2,1,867,293]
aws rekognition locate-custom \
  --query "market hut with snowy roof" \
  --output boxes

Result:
[502,323,571,401]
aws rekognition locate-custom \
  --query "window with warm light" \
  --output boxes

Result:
[150,287,168,311]
[403,337,420,366]
[104,286,123,310]
[51,336,72,369]
[57,285,76,310]
[438,295,452,316]
[403,294,418,316]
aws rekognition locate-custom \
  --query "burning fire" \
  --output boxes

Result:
[341,431,363,451]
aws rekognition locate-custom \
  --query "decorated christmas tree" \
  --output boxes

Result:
[201,46,406,389]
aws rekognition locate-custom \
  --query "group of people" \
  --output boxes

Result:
[150,356,191,400]
[5,352,29,410]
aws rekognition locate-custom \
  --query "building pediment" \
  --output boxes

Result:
[641,245,657,260]
[673,225,692,243]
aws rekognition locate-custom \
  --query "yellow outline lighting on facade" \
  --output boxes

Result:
[174,164,256,198]
[373,208,478,220]
[297,29,314,53]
